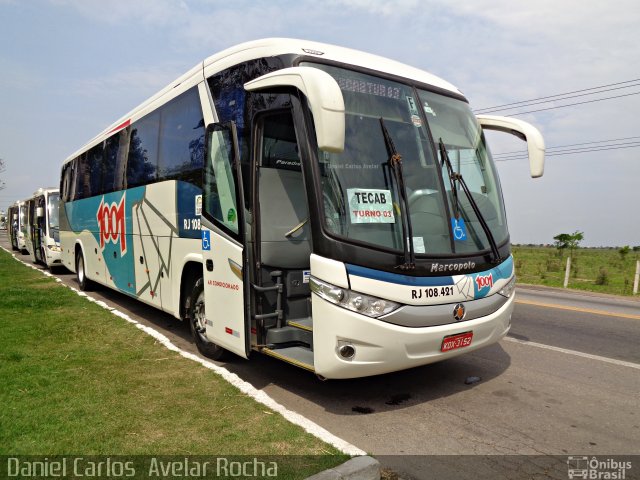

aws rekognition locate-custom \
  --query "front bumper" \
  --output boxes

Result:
[312,292,514,379]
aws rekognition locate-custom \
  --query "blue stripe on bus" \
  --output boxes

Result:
[345,264,455,286]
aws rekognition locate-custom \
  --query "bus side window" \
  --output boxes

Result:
[104,129,129,193]
[158,87,205,186]
[61,163,72,202]
[203,126,239,235]
[74,153,89,200]
[86,143,104,196]
[127,112,159,188]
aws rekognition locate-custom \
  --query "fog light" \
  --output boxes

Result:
[338,344,356,359]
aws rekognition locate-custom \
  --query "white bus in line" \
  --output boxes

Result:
[59,38,544,379]
[8,201,22,251]
[18,200,29,253]
[23,187,62,269]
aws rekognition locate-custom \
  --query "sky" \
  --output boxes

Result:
[0,0,638,247]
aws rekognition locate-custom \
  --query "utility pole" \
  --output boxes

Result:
[634,260,639,295]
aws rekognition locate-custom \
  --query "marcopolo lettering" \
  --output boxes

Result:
[430,261,476,273]
[97,194,127,255]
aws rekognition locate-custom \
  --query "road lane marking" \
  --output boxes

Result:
[0,246,366,457]
[515,299,640,320]
[504,336,640,370]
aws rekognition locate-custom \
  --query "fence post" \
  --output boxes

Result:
[563,256,571,288]
[634,260,639,295]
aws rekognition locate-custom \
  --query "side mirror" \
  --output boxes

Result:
[13,214,17,221]
[477,114,545,178]
[244,66,345,153]
[36,207,44,218]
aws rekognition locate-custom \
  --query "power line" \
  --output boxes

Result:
[503,91,640,116]
[477,83,640,114]
[492,142,640,162]
[474,78,640,113]
[492,135,640,157]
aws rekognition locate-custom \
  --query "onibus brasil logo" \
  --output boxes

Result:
[97,194,127,255]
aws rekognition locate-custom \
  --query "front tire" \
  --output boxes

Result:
[188,277,227,360]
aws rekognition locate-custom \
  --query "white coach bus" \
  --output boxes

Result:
[23,187,62,269]
[8,201,22,251]
[18,200,29,253]
[60,38,544,379]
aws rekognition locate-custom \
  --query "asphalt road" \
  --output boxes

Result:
[3,234,639,479]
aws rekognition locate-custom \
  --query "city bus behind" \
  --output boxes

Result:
[8,202,21,251]
[23,188,62,269]
[18,200,29,253]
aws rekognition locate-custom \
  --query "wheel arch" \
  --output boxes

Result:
[73,240,87,274]
[179,260,203,321]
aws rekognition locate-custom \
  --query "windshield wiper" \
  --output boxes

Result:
[438,138,502,264]
[380,118,415,270]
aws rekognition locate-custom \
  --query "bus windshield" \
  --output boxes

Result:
[48,192,60,238]
[305,63,508,256]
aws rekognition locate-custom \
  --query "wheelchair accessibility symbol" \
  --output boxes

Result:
[202,230,211,251]
[451,217,467,242]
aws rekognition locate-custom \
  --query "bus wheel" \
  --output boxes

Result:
[189,277,227,360]
[76,250,93,291]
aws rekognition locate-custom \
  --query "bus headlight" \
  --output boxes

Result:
[309,276,401,318]
[47,244,62,252]
[497,276,516,298]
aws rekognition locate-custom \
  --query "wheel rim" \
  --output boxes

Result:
[193,290,207,337]
[78,256,85,283]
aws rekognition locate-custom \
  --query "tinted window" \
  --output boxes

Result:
[86,143,104,195]
[104,128,128,193]
[158,88,204,186]
[74,154,89,199]
[203,125,239,235]
[74,149,103,200]
[127,112,159,188]
[61,162,73,202]
[261,111,300,171]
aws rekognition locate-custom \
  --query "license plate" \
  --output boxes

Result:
[441,331,473,352]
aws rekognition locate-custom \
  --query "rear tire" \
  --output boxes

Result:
[188,277,228,360]
[76,250,93,291]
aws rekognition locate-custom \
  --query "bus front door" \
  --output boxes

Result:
[200,122,249,358]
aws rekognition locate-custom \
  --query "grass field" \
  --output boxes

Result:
[0,249,347,478]
[512,245,640,296]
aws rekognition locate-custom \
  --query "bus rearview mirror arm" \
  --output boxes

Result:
[476,114,545,178]
[244,67,345,153]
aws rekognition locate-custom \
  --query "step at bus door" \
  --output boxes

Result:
[200,122,249,358]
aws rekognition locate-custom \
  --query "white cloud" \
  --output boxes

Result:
[70,67,178,98]
[327,0,419,16]
[49,0,188,26]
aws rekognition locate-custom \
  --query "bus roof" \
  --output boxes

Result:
[31,187,59,197]
[64,38,462,164]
